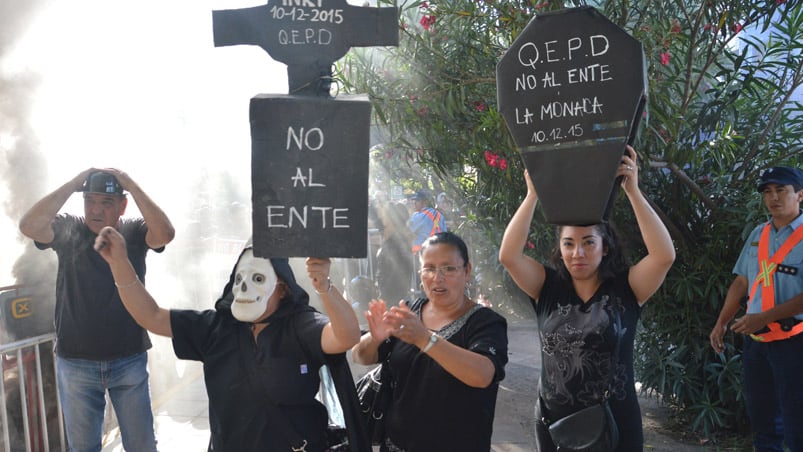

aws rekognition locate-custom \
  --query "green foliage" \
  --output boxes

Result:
[339,0,803,440]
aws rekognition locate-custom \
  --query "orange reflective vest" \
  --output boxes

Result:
[747,222,803,342]
[411,209,443,254]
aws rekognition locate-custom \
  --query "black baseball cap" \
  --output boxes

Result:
[82,172,124,196]
[757,166,803,192]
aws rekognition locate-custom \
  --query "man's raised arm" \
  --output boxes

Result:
[103,168,175,249]
[19,168,96,244]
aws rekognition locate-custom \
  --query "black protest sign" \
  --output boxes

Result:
[496,6,646,224]
[497,6,646,149]
[250,94,371,258]
[520,142,629,225]
[213,0,398,95]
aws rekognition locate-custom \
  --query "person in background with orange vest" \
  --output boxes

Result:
[408,190,448,298]
[409,190,447,254]
[710,166,803,452]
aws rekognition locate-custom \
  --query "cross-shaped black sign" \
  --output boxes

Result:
[213,0,398,95]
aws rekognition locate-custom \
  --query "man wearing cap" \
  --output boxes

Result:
[408,190,447,254]
[19,168,174,452]
[710,166,803,451]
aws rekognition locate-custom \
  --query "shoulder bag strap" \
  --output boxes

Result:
[606,303,623,401]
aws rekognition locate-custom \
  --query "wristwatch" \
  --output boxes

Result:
[422,332,438,353]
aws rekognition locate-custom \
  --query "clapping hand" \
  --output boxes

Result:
[365,299,392,342]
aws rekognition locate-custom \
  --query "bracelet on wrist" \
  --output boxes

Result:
[114,277,139,289]
[315,277,333,295]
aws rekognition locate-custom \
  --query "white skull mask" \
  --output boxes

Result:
[230,249,278,322]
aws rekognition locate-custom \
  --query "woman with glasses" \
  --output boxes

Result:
[498,146,675,451]
[351,231,509,451]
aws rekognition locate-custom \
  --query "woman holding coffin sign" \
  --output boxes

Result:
[499,146,675,451]
[352,231,508,451]
[94,228,370,452]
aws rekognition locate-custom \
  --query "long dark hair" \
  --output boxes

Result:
[420,231,470,266]
[548,222,627,282]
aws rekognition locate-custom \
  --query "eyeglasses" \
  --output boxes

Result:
[419,265,464,278]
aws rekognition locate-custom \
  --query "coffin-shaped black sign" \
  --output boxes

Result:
[496,6,647,225]
[250,94,371,258]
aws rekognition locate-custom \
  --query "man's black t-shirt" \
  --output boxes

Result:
[37,214,157,359]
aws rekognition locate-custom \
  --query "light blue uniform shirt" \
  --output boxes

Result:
[733,211,803,320]
[409,207,447,248]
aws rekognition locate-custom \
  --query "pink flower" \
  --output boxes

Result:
[777,0,787,4]
[671,20,681,34]
[416,106,429,116]
[732,23,743,33]
[420,15,436,31]
[474,101,488,112]
[526,241,535,250]
[660,52,670,66]
[483,151,507,170]
[484,150,499,167]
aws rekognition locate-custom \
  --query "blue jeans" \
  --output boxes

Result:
[56,352,157,452]
[743,333,803,452]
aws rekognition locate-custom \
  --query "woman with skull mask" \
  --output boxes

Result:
[94,226,370,452]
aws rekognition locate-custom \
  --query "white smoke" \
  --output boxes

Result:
[0,0,288,444]
[1,0,288,300]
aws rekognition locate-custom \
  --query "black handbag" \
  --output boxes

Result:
[542,305,622,452]
[546,399,619,451]
[325,424,350,451]
[355,360,392,445]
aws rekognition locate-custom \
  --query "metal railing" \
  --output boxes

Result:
[0,334,64,452]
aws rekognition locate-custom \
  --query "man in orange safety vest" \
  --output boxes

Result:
[409,190,447,254]
[710,166,803,451]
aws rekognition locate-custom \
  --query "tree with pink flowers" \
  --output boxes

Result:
[340,0,802,442]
